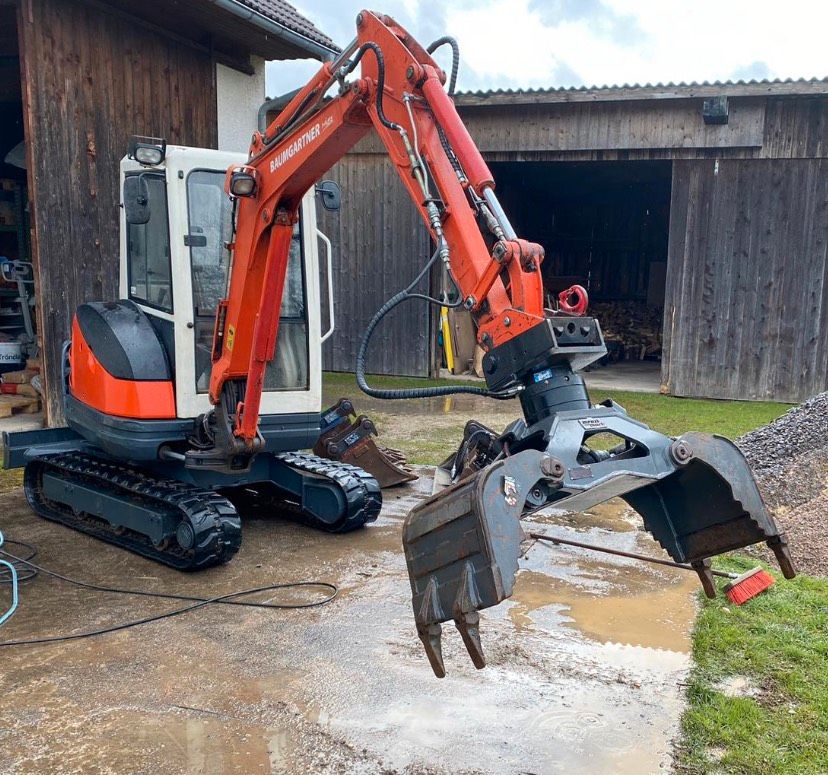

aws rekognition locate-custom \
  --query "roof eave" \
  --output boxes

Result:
[207,0,339,60]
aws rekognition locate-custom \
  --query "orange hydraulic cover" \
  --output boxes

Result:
[69,317,176,419]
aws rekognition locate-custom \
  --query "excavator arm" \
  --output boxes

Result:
[191,10,795,677]
[192,10,546,467]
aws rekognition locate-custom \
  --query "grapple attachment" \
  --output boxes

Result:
[402,403,794,676]
[315,399,418,488]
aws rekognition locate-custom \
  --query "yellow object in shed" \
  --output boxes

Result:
[440,306,454,372]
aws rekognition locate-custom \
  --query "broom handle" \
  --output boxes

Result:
[527,532,734,579]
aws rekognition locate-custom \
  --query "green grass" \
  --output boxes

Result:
[676,556,828,774]
[323,372,789,464]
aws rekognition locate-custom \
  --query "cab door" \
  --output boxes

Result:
[166,155,324,421]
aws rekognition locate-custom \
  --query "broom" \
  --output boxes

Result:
[528,532,775,605]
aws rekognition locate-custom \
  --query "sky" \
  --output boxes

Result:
[266,0,828,97]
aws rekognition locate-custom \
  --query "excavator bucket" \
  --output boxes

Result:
[402,403,794,676]
[315,399,418,488]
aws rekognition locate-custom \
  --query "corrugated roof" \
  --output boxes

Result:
[454,77,828,105]
[235,0,338,52]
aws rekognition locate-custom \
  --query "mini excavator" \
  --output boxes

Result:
[3,11,794,675]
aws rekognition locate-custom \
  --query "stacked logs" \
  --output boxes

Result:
[590,301,662,361]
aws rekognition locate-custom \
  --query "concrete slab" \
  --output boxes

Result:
[0,410,44,437]
[0,471,695,774]
[584,362,662,395]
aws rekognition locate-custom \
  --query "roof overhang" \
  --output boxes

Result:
[97,0,338,70]
[455,78,828,108]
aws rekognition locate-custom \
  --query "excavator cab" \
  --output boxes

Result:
[114,144,327,440]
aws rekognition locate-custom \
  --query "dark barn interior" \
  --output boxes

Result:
[492,160,672,368]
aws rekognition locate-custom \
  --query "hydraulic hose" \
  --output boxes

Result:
[355,251,519,401]
[426,36,460,96]
[344,42,402,131]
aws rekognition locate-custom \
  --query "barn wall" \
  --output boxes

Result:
[663,158,828,402]
[318,154,431,377]
[18,0,217,424]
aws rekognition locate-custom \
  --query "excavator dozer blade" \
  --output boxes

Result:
[403,404,794,676]
[316,412,418,488]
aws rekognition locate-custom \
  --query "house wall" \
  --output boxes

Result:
[216,56,265,154]
[17,0,218,424]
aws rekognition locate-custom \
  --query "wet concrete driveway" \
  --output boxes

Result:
[0,473,696,774]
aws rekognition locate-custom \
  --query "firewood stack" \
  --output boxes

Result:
[590,302,662,361]
[0,357,42,417]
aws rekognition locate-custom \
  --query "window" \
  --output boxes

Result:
[126,173,173,312]
[186,170,309,393]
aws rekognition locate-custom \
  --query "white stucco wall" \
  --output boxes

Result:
[216,56,266,154]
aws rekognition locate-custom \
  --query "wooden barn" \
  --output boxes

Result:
[317,78,828,403]
[0,0,336,424]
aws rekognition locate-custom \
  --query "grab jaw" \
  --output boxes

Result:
[402,406,794,676]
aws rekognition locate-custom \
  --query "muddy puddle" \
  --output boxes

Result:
[0,474,696,774]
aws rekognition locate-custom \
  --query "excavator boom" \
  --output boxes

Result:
[197,10,795,676]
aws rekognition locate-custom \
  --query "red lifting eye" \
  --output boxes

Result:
[558,284,589,316]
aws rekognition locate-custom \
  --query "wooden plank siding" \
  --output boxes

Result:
[327,91,828,403]
[663,158,828,402]
[318,154,431,376]
[18,0,217,424]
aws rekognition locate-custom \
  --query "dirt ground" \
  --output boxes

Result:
[0,468,697,774]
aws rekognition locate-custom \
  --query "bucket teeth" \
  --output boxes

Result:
[455,612,485,670]
[691,558,717,599]
[766,534,796,579]
[417,622,446,678]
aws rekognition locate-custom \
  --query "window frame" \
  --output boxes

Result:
[184,168,311,393]
[125,171,174,314]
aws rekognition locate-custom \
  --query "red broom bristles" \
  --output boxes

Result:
[724,567,775,605]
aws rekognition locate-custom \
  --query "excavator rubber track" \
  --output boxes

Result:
[271,451,382,532]
[23,452,241,570]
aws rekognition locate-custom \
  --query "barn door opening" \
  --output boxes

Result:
[490,160,672,393]
[0,7,39,416]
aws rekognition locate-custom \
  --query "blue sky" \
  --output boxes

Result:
[267,0,827,97]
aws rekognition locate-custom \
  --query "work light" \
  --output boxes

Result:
[227,166,258,198]
[128,136,167,167]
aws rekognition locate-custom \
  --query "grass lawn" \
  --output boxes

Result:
[676,556,828,774]
[323,372,789,464]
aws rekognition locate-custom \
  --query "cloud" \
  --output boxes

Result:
[730,61,773,82]
[266,0,828,96]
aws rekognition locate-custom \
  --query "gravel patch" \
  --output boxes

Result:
[737,392,828,576]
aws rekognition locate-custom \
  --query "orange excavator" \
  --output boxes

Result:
[4,11,794,676]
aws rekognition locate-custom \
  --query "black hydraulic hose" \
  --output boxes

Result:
[344,42,401,131]
[426,36,460,95]
[355,250,518,401]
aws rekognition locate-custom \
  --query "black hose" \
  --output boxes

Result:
[344,42,401,131]
[426,36,460,96]
[355,251,518,401]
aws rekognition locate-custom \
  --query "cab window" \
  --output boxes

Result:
[126,173,173,312]
[186,170,309,393]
